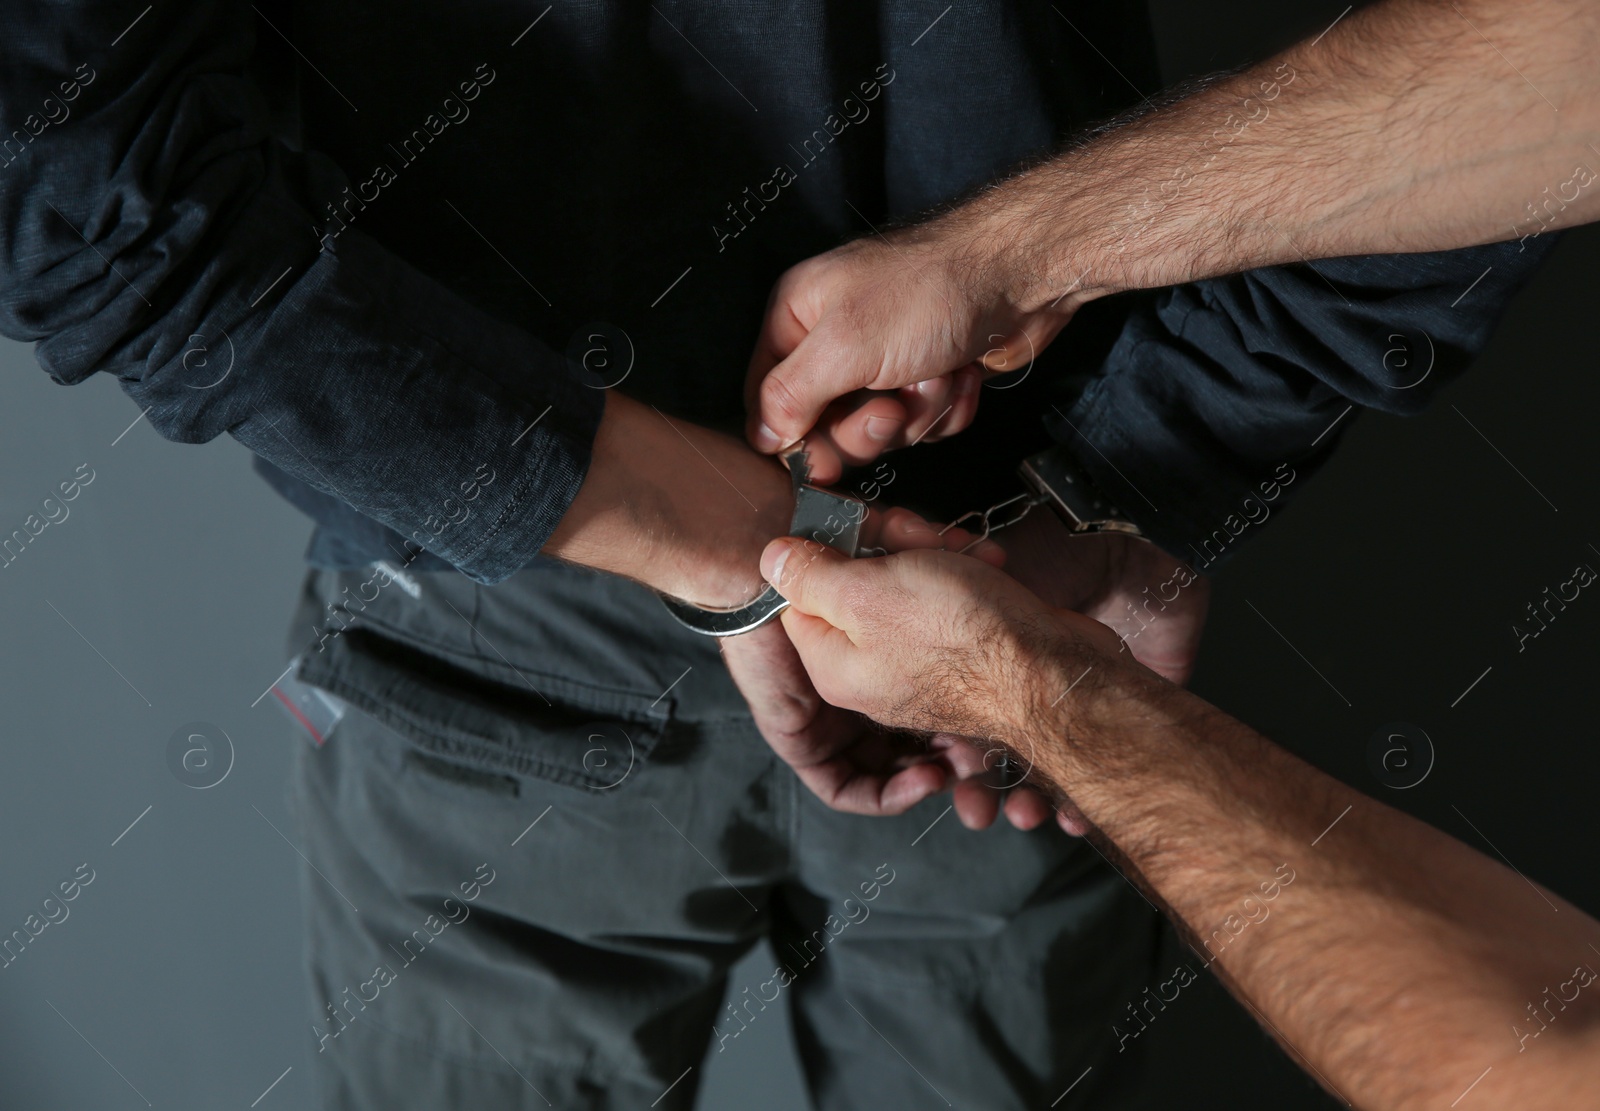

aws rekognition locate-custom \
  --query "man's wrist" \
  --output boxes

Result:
[939,65,1296,314]
[1004,616,1197,792]
[995,189,1090,314]
[547,392,793,607]
[666,463,792,608]
[919,186,1091,317]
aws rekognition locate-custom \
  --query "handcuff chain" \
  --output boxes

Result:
[937,491,1049,554]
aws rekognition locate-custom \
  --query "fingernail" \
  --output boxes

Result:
[914,378,943,397]
[754,423,781,451]
[864,415,901,443]
[761,541,791,589]
[900,516,937,536]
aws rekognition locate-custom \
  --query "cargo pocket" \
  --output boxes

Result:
[295,626,668,792]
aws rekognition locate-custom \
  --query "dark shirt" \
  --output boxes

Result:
[0,2,1550,581]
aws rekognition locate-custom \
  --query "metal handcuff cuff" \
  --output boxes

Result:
[657,441,1147,637]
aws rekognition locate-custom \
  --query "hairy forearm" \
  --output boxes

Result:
[545,392,792,606]
[1015,657,1600,1109]
[947,0,1600,310]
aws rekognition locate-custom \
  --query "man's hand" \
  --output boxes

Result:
[744,227,1076,481]
[1000,511,1209,686]
[723,507,1066,828]
[756,535,1170,836]
[759,537,1134,760]
[721,620,951,814]
[747,0,1600,475]
[965,514,1207,832]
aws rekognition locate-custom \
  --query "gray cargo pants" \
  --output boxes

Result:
[284,559,1158,1109]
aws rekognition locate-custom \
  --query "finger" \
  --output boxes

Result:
[816,393,910,471]
[869,506,989,558]
[952,778,1000,831]
[777,605,876,720]
[898,373,951,422]
[957,529,1008,568]
[921,369,979,448]
[1055,799,1092,837]
[864,509,1005,570]
[797,759,947,817]
[762,538,874,628]
[745,278,813,414]
[1003,788,1051,831]
[926,733,990,779]
[899,365,980,445]
[978,331,1037,375]
[719,621,822,742]
[877,762,949,813]
[871,507,947,553]
[752,318,882,453]
[928,514,1007,567]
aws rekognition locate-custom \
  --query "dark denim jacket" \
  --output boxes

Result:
[0,2,1551,579]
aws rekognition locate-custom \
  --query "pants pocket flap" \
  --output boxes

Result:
[296,628,669,790]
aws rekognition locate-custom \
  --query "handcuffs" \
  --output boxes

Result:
[657,441,1146,637]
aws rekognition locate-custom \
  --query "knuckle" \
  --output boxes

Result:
[837,567,890,627]
[771,264,814,311]
[761,372,808,427]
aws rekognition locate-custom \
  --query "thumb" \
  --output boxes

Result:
[761,537,860,627]
[752,320,884,452]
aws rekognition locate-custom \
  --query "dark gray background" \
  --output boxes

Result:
[2,2,1595,1107]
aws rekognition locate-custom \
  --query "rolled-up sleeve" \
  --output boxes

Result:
[0,3,602,583]
[1048,237,1556,564]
